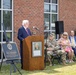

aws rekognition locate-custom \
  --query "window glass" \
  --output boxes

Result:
[0,32,1,42]
[7,32,12,41]
[3,32,12,41]
[44,0,50,3]
[0,44,1,59]
[3,0,12,9]
[52,0,57,4]
[0,0,1,8]
[52,14,57,23]
[3,10,12,30]
[51,5,57,13]
[51,24,55,30]
[44,14,50,30]
[0,10,1,30]
[44,4,50,12]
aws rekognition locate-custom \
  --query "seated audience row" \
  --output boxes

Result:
[46,31,76,66]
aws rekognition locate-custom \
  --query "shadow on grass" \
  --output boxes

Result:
[22,62,76,75]
[43,62,76,74]
[0,62,76,75]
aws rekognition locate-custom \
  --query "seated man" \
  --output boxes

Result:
[69,30,76,56]
[47,33,67,66]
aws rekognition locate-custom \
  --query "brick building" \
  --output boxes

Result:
[0,0,76,60]
[59,0,76,34]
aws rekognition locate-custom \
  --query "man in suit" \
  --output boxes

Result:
[69,30,76,56]
[17,20,32,69]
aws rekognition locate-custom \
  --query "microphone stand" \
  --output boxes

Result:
[44,31,49,67]
[2,23,9,43]
[44,28,52,67]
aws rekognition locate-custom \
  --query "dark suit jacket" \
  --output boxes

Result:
[17,26,32,41]
[17,26,32,60]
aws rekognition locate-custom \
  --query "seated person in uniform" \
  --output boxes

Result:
[47,33,67,66]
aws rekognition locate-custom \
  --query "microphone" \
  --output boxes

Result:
[33,26,39,30]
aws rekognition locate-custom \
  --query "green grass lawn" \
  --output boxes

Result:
[0,62,76,75]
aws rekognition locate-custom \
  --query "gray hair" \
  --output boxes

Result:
[71,30,74,33]
[22,20,29,26]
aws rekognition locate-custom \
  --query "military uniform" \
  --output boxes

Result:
[47,39,66,65]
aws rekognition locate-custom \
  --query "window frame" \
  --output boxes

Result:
[0,0,13,60]
[44,0,59,33]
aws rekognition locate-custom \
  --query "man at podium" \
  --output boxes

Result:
[17,20,32,69]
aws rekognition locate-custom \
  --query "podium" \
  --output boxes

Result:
[23,35,44,70]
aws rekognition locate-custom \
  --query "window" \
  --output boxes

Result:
[3,11,12,30]
[44,4,50,12]
[44,0,58,35]
[0,0,13,60]
[44,0,50,3]
[52,14,57,23]
[0,0,1,8]
[44,14,50,30]
[52,0,57,4]
[51,5,57,13]
[3,0,12,9]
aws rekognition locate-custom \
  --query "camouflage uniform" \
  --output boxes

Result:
[47,39,66,64]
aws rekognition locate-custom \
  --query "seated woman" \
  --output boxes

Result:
[58,32,74,63]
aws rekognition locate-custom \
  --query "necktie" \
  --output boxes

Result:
[26,28,29,35]
[71,37,75,47]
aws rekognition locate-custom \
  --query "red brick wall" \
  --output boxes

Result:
[59,0,76,35]
[13,0,44,49]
